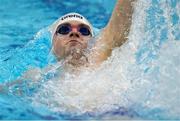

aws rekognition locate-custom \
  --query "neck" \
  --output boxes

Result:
[65,54,88,67]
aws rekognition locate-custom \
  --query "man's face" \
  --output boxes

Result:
[53,21,92,60]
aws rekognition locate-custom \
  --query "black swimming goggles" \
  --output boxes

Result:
[56,23,92,36]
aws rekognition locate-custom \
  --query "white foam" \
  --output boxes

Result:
[31,0,180,118]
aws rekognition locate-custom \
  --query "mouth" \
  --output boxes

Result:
[67,40,81,46]
[69,40,79,42]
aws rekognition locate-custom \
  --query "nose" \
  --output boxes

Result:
[69,32,80,38]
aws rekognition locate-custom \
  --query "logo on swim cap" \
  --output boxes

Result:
[61,14,83,21]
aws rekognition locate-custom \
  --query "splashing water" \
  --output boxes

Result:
[0,0,179,120]
[30,0,180,119]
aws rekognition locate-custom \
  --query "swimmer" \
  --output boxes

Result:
[51,0,135,69]
[0,0,136,92]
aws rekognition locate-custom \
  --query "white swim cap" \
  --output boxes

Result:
[49,12,94,42]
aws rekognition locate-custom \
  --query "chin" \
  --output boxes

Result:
[69,42,82,50]
[65,46,82,58]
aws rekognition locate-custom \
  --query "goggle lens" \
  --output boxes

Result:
[79,26,91,36]
[57,24,71,35]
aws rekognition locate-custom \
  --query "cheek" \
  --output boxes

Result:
[82,37,91,44]
[54,37,66,47]
[80,40,88,49]
[53,37,64,52]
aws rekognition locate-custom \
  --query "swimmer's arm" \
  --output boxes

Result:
[0,65,58,94]
[90,0,135,65]
[0,68,42,94]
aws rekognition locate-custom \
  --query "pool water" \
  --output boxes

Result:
[0,0,180,120]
